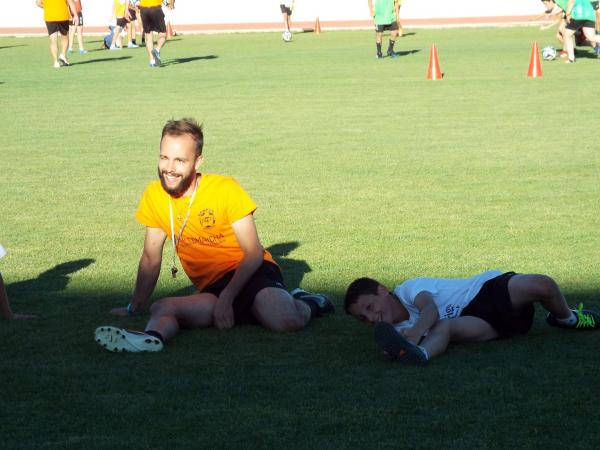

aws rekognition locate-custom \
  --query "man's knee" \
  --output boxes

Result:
[150,298,175,317]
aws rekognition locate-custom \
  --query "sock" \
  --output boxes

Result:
[298,298,319,318]
[555,310,577,326]
[388,40,395,52]
[376,42,382,54]
[417,345,429,360]
[145,330,165,343]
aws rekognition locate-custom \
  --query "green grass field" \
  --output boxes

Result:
[1,26,600,449]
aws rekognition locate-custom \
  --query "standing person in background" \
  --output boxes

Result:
[280,2,295,32]
[110,0,128,50]
[0,245,37,321]
[126,0,140,48]
[563,0,600,61]
[130,0,174,67]
[368,0,400,59]
[36,0,79,68]
[68,0,87,54]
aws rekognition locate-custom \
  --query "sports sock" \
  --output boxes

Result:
[376,42,382,54]
[388,40,395,52]
[555,311,577,326]
[145,330,165,343]
[297,298,319,318]
[417,345,429,360]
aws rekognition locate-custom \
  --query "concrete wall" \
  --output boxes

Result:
[3,1,544,30]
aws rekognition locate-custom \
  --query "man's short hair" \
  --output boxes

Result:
[161,118,204,157]
[344,277,381,314]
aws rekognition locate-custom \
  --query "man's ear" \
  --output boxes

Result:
[376,284,390,297]
[195,155,204,170]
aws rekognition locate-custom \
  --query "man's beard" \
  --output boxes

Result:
[158,168,196,197]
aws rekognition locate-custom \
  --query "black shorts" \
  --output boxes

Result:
[201,261,286,325]
[140,6,166,34]
[375,22,399,33]
[71,12,83,27]
[116,17,129,28]
[460,272,534,338]
[280,4,292,15]
[46,20,70,35]
[566,19,596,31]
[128,8,137,20]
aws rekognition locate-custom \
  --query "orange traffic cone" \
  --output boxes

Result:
[426,44,443,80]
[527,41,542,78]
[166,21,174,38]
[314,17,322,34]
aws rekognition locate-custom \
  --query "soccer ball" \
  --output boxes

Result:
[542,46,557,61]
[282,30,292,42]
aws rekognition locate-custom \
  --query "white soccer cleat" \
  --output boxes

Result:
[94,326,163,353]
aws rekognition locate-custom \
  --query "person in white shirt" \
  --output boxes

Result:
[345,270,600,365]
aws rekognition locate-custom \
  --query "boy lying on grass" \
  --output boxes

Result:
[344,270,599,365]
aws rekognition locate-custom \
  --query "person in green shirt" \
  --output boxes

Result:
[368,0,400,59]
[548,0,600,61]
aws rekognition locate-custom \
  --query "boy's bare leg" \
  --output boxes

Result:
[421,316,499,359]
[507,274,572,320]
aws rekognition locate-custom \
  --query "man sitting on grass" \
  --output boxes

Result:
[95,118,333,353]
[345,270,600,365]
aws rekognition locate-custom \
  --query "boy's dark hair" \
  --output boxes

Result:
[344,277,381,314]
[161,118,204,157]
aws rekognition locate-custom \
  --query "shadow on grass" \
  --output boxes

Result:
[0,44,26,50]
[161,55,218,66]
[70,56,133,65]
[6,258,95,296]
[396,49,420,56]
[401,32,416,37]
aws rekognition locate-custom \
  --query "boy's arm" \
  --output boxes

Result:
[36,0,43,9]
[368,0,375,19]
[399,291,439,344]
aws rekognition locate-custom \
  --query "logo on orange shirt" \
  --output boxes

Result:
[198,209,216,229]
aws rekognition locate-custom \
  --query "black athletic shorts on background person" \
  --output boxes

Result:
[140,6,166,33]
[116,17,129,28]
[280,4,292,15]
[566,19,596,31]
[128,8,137,21]
[460,272,534,338]
[201,261,286,324]
[375,22,399,33]
[46,20,70,35]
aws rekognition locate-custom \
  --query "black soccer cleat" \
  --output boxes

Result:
[290,288,335,316]
[374,322,428,365]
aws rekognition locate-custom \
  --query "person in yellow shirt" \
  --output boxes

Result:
[129,0,174,67]
[36,0,79,68]
[95,118,333,353]
[110,0,128,50]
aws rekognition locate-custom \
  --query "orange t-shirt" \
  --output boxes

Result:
[43,0,71,22]
[136,174,275,290]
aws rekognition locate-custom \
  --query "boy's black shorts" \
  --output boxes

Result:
[566,19,596,31]
[375,22,399,33]
[116,17,129,28]
[460,272,534,338]
[280,4,292,15]
[140,6,166,33]
[201,261,286,325]
[46,21,70,36]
